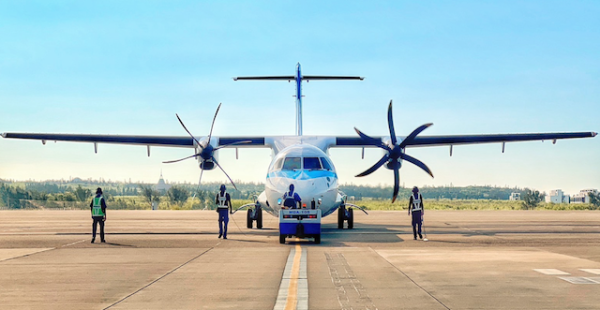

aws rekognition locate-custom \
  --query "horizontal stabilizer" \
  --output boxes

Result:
[302,75,364,80]
[233,76,295,81]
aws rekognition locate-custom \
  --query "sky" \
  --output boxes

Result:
[0,1,598,196]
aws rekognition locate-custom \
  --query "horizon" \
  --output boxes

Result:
[1,1,598,196]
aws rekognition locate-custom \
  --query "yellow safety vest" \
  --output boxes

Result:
[92,196,105,217]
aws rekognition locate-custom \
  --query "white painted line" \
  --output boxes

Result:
[274,244,308,310]
[558,277,599,284]
[533,269,570,275]
[580,269,600,275]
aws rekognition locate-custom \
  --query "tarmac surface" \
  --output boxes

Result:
[1,209,600,310]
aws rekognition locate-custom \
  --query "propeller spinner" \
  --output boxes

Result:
[354,100,434,203]
[163,103,250,190]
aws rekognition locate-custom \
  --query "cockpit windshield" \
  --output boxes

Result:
[282,157,301,170]
[303,157,321,170]
[275,156,335,171]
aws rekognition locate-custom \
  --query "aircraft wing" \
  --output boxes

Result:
[333,132,597,148]
[0,133,267,148]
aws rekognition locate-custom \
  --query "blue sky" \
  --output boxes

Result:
[1,1,598,195]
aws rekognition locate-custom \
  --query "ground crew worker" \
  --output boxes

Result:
[215,184,232,239]
[283,184,302,209]
[408,186,424,240]
[90,187,107,243]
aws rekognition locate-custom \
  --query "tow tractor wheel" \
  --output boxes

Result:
[279,234,286,244]
[314,234,321,244]
[246,209,253,229]
[347,208,354,229]
[337,206,344,229]
[256,208,263,229]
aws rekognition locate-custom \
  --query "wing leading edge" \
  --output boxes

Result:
[334,132,597,148]
[0,133,266,148]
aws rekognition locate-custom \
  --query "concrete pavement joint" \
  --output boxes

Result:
[325,252,377,310]
[374,248,450,310]
[102,247,214,310]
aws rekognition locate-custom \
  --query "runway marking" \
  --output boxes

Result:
[534,269,570,275]
[558,277,600,284]
[274,243,308,310]
[580,269,600,275]
[325,252,377,310]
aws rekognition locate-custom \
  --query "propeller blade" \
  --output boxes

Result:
[392,167,400,203]
[399,123,433,149]
[176,114,203,148]
[387,100,397,145]
[162,153,200,164]
[214,140,252,151]
[400,153,434,178]
[212,157,238,191]
[354,127,391,151]
[192,169,205,199]
[355,154,390,177]
[207,103,222,145]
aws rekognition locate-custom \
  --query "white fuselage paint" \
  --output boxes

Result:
[256,139,344,218]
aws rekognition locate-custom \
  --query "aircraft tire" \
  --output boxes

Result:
[256,208,263,229]
[337,207,344,229]
[279,234,285,244]
[348,208,354,229]
[314,234,321,244]
[246,209,253,229]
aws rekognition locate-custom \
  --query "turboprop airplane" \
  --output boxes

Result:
[1,63,597,231]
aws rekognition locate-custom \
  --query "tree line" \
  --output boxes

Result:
[1,180,598,210]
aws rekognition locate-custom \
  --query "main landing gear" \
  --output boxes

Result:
[246,205,263,229]
[337,203,354,229]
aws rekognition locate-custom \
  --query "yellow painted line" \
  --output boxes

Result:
[284,243,302,310]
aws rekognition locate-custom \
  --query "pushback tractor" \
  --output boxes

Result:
[279,209,321,244]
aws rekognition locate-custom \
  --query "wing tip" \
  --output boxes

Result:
[1,133,6,138]
[593,132,598,137]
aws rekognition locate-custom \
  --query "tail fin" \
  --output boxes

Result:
[233,63,364,136]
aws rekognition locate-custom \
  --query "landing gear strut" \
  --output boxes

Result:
[337,204,354,229]
[246,205,263,229]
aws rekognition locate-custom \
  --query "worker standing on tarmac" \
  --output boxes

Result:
[408,186,424,240]
[282,184,302,209]
[215,184,232,239]
[90,187,107,243]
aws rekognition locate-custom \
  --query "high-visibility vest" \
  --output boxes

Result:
[92,196,105,217]
[411,193,423,212]
[217,192,228,209]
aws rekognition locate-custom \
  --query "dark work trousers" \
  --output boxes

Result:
[92,216,105,241]
[411,210,422,239]
[217,208,229,238]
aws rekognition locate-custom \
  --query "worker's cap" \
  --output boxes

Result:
[412,186,419,193]
[289,184,295,192]
[220,184,226,191]
[96,187,103,194]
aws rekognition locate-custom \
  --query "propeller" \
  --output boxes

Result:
[163,103,250,190]
[354,100,434,203]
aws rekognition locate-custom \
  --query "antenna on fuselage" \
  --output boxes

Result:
[233,63,364,136]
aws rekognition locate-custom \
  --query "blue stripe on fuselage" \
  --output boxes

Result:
[267,170,337,180]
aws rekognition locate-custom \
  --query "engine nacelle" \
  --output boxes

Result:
[200,161,215,170]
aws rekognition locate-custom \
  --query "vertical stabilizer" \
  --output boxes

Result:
[233,64,364,136]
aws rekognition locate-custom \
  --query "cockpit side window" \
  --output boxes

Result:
[304,157,322,170]
[320,157,333,171]
[273,157,284,171]
[282,157,301,170]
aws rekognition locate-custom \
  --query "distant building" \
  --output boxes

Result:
[509,193,521,201]
[155,171,171,194]
[546,189,570,204]
[572,189,598,204]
